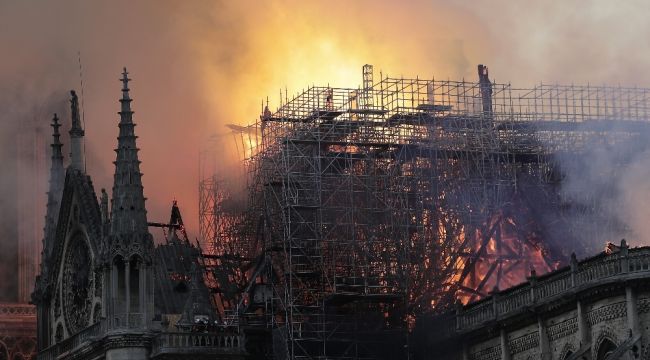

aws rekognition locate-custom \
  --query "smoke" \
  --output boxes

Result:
[552,124,650,253]
[1,0,650,299]
[0,86,68,301]
[452,0,650,86]
[619,149,650,245]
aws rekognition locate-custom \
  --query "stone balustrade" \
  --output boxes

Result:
[38,319,245,360]
[454,242,650,332]
[38,321,104,360]
[151,332,245,357]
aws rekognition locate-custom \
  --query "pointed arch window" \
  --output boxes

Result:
[113,256,126,315]
[129,255,142,311]
[596,338,616,360]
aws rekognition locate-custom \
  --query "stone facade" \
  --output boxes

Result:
[415,240,650,360]
[31,69,247,360]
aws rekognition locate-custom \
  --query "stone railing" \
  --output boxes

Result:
[151,332,246,358]
[455,241,650,332]
[0,303,36,317]
[38,320,104,360]
[38,321,246,359]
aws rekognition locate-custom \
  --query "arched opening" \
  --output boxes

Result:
[0,341,8,360]
[55,324,63,343]
[563,350,573,359]
[129,255,141,311]
[596,338,617,360]
[114,256,126,314]
[16,337,35,358]
[92,303,102,323]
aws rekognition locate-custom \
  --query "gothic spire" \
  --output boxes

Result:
[42,114,66,266]
[68,90,85,172]
[110,68,148,235]
[51,113,64,172]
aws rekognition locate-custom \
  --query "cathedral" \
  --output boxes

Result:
[31,69,246,360]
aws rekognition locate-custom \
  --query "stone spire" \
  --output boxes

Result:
[50,113,65,178]
[110,68,149,235]
[42,113,66,264]
[100,188,109,225]
[69,90,85,172]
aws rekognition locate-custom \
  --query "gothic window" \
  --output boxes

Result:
[129,256,141,311]
[15,337,34,359]
[93,303,102,323]
[596,338,616,360]
[114,256,126,314]
[55,324,63,343]
[94,270,103,297]
[563,351,573,359]
[62,232,92,334]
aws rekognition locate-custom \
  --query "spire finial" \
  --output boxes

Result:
[119,67,133,116]
[51,113,61,139]
[69,91,83,136]
[68,90,85,172]
[121,67,131,93]
[50,112,63,163]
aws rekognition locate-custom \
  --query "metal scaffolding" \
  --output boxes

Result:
[200,64,650,360]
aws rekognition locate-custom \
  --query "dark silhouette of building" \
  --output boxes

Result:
[32,69,245,360]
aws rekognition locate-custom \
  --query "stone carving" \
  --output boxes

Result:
[547,317,578,341]
[0,332,36,360]
[586,302,626,326]
[62,233,92,334]
[559,342,577,360]
[469,345,501,360]
[508,332,539,354]
[638,297,650,314]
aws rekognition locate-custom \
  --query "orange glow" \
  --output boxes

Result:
[455,210,559,305]
[186,1,489,155]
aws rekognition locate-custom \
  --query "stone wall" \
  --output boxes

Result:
[417,242,650,360]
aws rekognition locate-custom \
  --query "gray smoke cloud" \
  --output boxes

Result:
[552,123,650,254]
[0,86,68,301]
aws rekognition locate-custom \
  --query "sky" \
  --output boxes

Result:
[1,0,650,241]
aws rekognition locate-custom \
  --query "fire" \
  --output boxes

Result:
[455,209,558,304]
[185,0,490,145]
